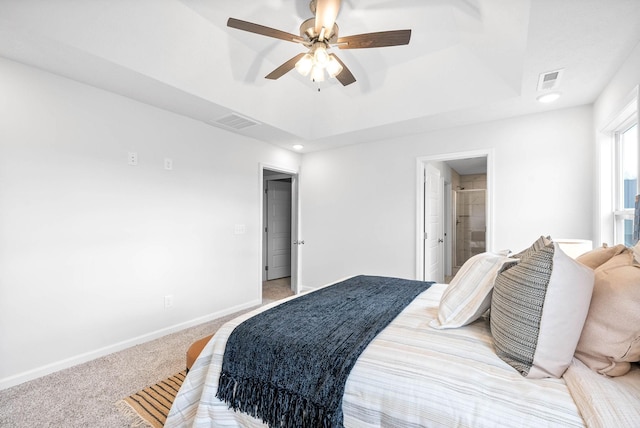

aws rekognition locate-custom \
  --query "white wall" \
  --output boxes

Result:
[299,106,594,288]
[593,41,640,246]
[0,58,301,388]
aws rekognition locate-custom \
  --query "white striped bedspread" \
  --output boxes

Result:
[167,283,599,427]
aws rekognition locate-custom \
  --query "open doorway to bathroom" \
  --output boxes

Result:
[417,151,491,284]
[451,174,487,282]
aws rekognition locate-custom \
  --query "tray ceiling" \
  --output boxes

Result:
[1,0,639,152]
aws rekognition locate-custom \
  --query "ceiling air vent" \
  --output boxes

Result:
[537,69,564,91]
[214,113,260,130]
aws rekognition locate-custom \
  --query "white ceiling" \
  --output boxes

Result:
[1,0,639,153]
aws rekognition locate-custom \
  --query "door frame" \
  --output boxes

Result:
[443,180,452,277]
[265,178,292,281]
[260,163,300,295]
[416,149,494,281]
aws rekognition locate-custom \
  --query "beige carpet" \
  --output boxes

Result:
[262,276,294,304]
[0,278,292,428]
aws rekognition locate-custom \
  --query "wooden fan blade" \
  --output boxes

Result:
[314,0,341,38]
[337,29,411,49]
[227,18,304,44]
[330,54,356,86]
[265,53,306,80]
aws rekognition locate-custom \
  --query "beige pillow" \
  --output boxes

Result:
[633,240,640,264]
[575,250,640,376]
[491,240,594,378]
[576,244,627,269]
[430,252,516,329]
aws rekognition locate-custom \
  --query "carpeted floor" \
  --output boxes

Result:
[0,278,293,428]
[262,276,294,304]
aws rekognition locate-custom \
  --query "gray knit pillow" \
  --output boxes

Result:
[490,239,594,378]
[510,235,551,261]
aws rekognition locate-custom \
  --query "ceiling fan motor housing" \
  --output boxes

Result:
[300,17,338,43]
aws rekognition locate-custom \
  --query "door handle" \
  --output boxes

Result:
[438,238,444,243]
[293,240,305,245]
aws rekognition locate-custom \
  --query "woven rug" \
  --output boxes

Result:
[117,371,185,428]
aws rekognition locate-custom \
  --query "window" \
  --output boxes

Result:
[614,121,638,246]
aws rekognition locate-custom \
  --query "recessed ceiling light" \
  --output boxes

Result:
[293,144,304,151]
[536,92,561,103]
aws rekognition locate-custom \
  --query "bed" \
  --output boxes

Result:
[165,238,640,428]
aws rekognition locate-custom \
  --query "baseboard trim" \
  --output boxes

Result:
[0,299,261,391]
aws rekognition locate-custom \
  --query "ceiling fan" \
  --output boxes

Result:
[227,0,411,86]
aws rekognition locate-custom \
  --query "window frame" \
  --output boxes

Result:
[613,118,638,246]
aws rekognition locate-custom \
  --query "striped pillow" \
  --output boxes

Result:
[490,240,594,378]
[430,252,516,329]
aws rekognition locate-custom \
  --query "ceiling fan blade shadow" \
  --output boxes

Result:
[376,0,482,19]
[330,54,356,86]
[265,53,306,80]
[227,18,304,44]
[242,42,282,84]
[314,0,342,36]
[337,29,411,49]
[295,1,312,19]
[352,0,480,19]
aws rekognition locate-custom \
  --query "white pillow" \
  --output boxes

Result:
[430,252,516,329]
[491,240,595,378]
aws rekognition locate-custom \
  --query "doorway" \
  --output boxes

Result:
[416,150,493,283]
[265,178,292,280]
[262,166,300,297]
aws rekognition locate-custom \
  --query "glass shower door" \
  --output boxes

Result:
[454,189,486,267]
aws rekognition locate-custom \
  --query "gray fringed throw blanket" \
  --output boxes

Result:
[217,275,433,428]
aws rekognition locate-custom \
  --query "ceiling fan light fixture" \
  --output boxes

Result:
[326,54,343,78]
[311,65,325,82]
[295,53,314,76]
[313,43,330,67]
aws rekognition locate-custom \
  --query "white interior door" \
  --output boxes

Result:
[266,180,292,280]
[424,164,445,282]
